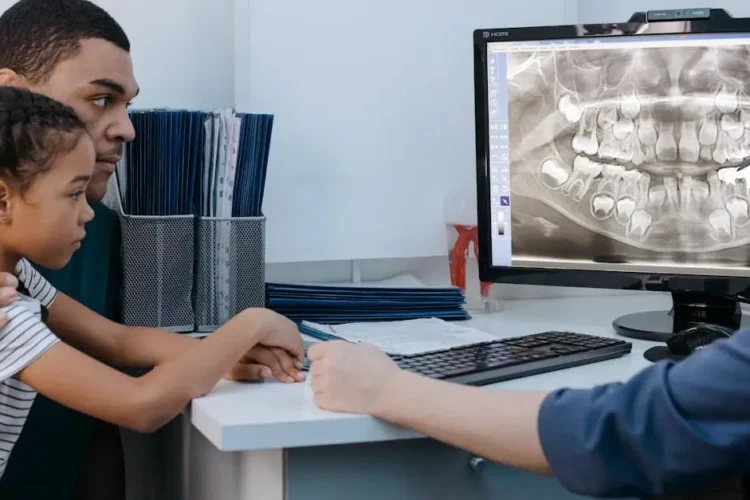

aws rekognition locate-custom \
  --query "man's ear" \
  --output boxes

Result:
[0,181,15,224]
[0,68,28,88]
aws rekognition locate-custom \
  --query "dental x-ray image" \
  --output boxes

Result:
[507,43,750,270]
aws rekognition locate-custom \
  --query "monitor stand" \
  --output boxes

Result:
[612,290,750,342]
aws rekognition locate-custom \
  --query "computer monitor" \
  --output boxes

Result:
[474,8,750,342]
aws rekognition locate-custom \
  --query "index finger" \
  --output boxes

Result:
[269,347,303,382]
[289,335,306,362]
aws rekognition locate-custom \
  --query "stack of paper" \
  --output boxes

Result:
[196,110,274,218]
[299,318,494,355]
[115,108,273,217]
[267,276,471,324]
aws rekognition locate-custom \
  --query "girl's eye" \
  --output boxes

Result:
[71,191,83,200]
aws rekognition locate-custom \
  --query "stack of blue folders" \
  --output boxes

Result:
[266,282,471,324]
[115,108,273,217]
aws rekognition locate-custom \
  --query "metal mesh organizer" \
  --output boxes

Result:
[194,217,266,332]
[112,183,195,331]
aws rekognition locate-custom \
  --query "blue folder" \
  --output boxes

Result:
[116,109,274,218]
[266,281,471,324]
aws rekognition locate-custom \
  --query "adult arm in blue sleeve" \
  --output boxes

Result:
[309,330,750,498]
[539,327,750,497]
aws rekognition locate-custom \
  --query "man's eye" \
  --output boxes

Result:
[92,96,112,108]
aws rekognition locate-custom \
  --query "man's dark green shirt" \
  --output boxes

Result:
[0,202,122,499]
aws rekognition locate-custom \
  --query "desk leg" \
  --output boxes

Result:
[238,449,285,500]
[187,422,285,500]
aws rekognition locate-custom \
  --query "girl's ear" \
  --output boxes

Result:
[0,181,14,224]
[0,69,29,89]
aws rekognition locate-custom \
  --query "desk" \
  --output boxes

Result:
[174,293,667,499]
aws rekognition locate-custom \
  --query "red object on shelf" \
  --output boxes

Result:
[449,224,492,297]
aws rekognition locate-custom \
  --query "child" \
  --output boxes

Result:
[0,86,305,479]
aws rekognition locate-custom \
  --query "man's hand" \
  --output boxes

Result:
[308,341,403,415]
[0,272,18,327]
[225,345,305,383]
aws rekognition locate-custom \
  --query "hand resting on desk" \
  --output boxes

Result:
[226,344,305,384]
[308,340,550,477]
[308,341,401,415]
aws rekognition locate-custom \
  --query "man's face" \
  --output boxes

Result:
[29,39,139,203]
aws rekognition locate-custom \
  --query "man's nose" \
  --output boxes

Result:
[106,108,136,143]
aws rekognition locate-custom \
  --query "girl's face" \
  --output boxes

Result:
[3,134,96,269]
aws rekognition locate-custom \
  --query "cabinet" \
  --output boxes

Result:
[286,438,590,500]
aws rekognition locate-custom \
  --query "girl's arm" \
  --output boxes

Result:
[18,307,294,433]
[47,294,302,381]
[23,256,199,370]
[47,292,197,368]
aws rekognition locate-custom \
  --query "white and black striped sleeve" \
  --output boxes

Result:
[14,259,57,307]
[0,304,59,380]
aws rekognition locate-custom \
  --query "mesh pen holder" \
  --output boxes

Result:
[194,217,266,332]
[113,184,195,332]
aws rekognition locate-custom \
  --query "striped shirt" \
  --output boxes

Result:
[0,259,59,479]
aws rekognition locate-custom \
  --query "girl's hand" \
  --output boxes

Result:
[222,308,306,383]
[226,345,305,383]
[253,309,306,363]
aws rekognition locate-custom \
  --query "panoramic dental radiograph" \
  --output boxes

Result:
[507,44,750,269]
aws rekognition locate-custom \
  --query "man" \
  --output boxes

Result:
[0,1,301,498]
[309,332,750,498]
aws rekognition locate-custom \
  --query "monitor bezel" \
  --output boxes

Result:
[474,9,750,293]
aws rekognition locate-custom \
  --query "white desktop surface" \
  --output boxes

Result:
[191,293,667,453]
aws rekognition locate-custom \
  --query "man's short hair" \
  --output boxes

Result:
[0,0,130,84]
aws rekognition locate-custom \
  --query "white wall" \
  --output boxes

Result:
[97,0,236,110]
[234,0,578,264]
[577,0,750,23]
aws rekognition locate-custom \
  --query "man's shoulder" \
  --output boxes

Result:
[77,202,119,246]
[91,202,119,224]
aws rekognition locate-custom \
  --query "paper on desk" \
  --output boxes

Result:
[302,317,495,356]
[287,273,426,289]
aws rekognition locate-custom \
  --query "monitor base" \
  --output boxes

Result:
[613,290,750,342]
[613,311,750,342]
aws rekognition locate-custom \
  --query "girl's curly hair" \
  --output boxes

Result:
[0,86,86,191]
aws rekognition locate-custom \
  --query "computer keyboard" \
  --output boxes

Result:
[301,331,631,386]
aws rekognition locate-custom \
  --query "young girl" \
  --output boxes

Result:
[0,86,305,478]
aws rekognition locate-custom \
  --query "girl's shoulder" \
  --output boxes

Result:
[14,293,43,316]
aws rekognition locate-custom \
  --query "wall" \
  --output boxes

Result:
[234,0,579,264]
[100,0,236,110]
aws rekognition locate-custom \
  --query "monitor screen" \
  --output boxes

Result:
[483,24,750,278]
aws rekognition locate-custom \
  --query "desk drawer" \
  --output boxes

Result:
[286,438,588,500]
